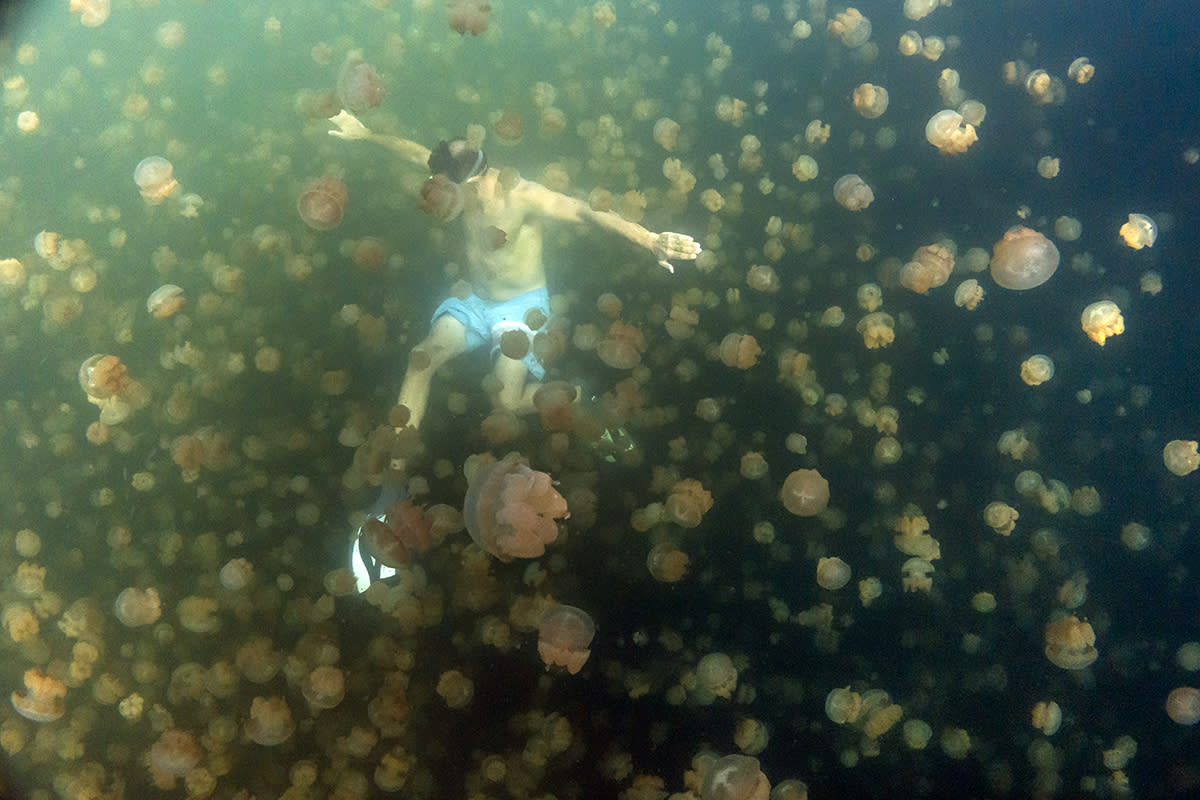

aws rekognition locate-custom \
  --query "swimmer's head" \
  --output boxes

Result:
[428,139,488,183]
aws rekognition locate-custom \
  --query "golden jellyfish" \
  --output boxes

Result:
[954,279,984,309]
[147,729,202,789]
[448,0,491,35]
[699,754,769,800]
[1163,440,1200,476]
[302,665,345,711]
[1067,57,1095,84]
[989,227,1060,289]
[244,696,295,745]
[361,499,434,568]
[537,604,596,674]
[1054,216,1082,241]
[828,8,871,47]
[959,99,987,126]
[780,468,829,517]
[79,353,129,399]
[647,542,690,582]
[666,479,714,528]
[984,501,1018,536]
[903,0,939,21]
[816,557,851,590]
[1165,687,1200,725]
[653,117,681,151]
[825,687,863,724]
[463,452,568,561]
[695,653,738,701]
[146,284,185,319]
[133,156,179,205]
[1020,355,1055,386]
[832,174,874,210]
[865,704,904,740]
[805,119,831,145]
[73,0,111,28]
[791,155,818,182]
[901,558,935,592]
[1037,156,1060,179]
[1031,701,1063,736]
[719,332,762,369]
[490,109,525,145]
[1044,615,1098,670]
[597,320,647,369]
[857,283,882,311]
[924,109,977,154]
[900,244,954,294]
[297,175,348,231]
[531,381,577,431]
[113,587,162,627]
[1119,213,1157,249]
[336,55,385,114]
[856,312,895,349]
[1080,300,1124,346]
[898,30,922,56]
[852,83,889,119]
[10,668,65,722]
[436,670,474,708]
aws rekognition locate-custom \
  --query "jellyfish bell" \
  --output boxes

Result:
[1044,616,1098,670]
[832,174,874,210]
[147,284,185,319]
[537,604,596,674]
[852,83,889,119]
[297,175,348,230]
[989,227,1059,289]
[448,0,491,35]
[1118,213,1157,249]
[699,754,769,800]
[1079,300,1124,346]
[1162,440,1200,476]
[336,55,385,114]
[780,468,829,516]
[463,452,568,561]
[490,109,525,145]
[419,174,465,221]
[924,109,977,154]
[134,156,179,205]
[1166,687,1200,725]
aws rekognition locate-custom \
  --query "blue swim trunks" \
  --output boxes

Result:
[431,286,550,379]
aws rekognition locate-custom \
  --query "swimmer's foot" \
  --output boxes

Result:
[349,483,408,593]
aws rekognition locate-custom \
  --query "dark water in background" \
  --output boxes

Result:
[0,0,1199,797]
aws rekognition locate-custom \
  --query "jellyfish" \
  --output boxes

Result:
[851,83,889,119]
[989,227,1059,289]
[780,468,829,517]
[925,109,977,154]
[1044,616,1098,669]
[695,653,738,701]
[718,333,762,368]
[828,8,871,47]
[1166,687,1200,725]
[1031,701,1063,735]
[898,30,922,56]
[133,156,179,205]
[147,729,202,789]
[1067,57,1095,84]
[463,453,568,561]
[856,312,895,348]
[1020,355,1055,386]
[1080,300,1124,346]
[537,604,596,674]
[297,175,348,230]
[418,174,465,221]
[653,117,681,151]
[146,284,185,319]
[816,557,851,590]
[1119,213,1157,249]
[10,668,66,722]
[597,320,646,369]
[954,279,984,309]
[665,479,714,528]
[832,174,874,210]
[448,0,491,36]
[113,587,162,627]
[1163,440,1200,476]
[244,696,295,745]
[647,542,690,582]
[361,499,434,568]
[336,55,385,114]
[899,244,954,293]
[791,155,818,182]
[490,109,525,145]
[901,558,935,592]
[302,666,345,711]
[825,687,863,724]
[699,754,769,800]
[74,0,111,28]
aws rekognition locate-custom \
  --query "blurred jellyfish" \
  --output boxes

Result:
[899,244,954,294]
[816,557,851,590]
[1118,213,1157,249]
[653,117,681,151]
[1020,355,1054,386]
[695,653,738,702]
[147,729,202,789]
[954,279,984,309]
[298,175,348,231]
[1080,300,1124,346]
[146,284,185,319]
[336,55,385,113]
[10,669,66,722]
[448,0,491,35]
[1031,701,1063,735]
[1166,687,1200,725]
[700,754,769,800]
[989,227,1059,289]
[490,109,525,144]
[244,696,295,745]
[113,587,162,627]
[666,479,714,528]
[537,604,596,674]
[1163,440,1200,476]
[1044,616,1098,669]
[828,9,871,47]
[832,174,873,210]
[134,156,179,205]
[856,312,895,348]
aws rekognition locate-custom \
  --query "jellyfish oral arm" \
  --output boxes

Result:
[328,110,431,167]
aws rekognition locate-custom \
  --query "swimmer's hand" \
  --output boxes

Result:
[652,231,702,273]
[328,110,370,141]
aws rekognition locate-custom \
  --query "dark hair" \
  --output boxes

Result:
[427,139,488,183]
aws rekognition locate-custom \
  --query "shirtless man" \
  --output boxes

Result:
[328,110,702,434]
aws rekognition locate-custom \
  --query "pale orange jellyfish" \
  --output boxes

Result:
[10,668,66,722]
[244,696,295,745]
[302,665,345,710]
[816,557,851,590]
[147,729,202,789]
[146,284,185,319]
[700,754,769,800]
[596,320,646,369]
[1118,213,1157,249]
[925,109,977,154]
[719,333,762,369]
[856,312,895,348]
[1044,616,1098,669]
[490,109,525,145]
[298,175,349,230]
[825,687,864,724]
[1031,701,1063,735]
[901,558,934,592]
[133,156,179,205]
[113,587,162,627]
[1165,687,1200,725]
[828,8,871,47]
[646,542,690,582]
[899,244,954,294]
[537,604,596,674]
[1163,440,1200,476]
[832,174,874,210]
[1020,355,1055,386]
[448,0,491,35]
[361,499,434,568]
[780,468,829,516]
[665,479,714,528]
[852,84,889,119]
[653,117,681,151]
[989,227,1060,289]
[72,0,111,28]
[954,279,984,309]
[898,31,922,56]
[463,453,568,561]
[695,653,738,701]
[1067,57,1095,84]
[1080,300,1124,345]
[983,501,1019,535]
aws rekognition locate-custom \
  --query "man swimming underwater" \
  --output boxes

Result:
[327,110,701,589]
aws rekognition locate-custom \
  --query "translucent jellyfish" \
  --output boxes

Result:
[857,283,882,311]
[1044,616,1098,670]
[1037,156,1060,179]
[597,320,647,369]
[302,665,345,710]
[336,55,385,114]
[148,729,202,789]
[448,0,491,35]
[244,696,295,745]
[695,653,738,701]
[1067,57,1095,84]
[989,227,1060,289]
[133,156,179,205]
[825,687,863,724]
[419,174,464,221]
[925,109,977,154]
[1020,355,1054,386]
[653,117,681,151]
[903,0,939,21]
[297,175,348,231]
[865,704,904,739]
[958,99,987,126]
[780,468,829,516]
[954,279,984,309]
[719,333,762,369]
[805,120,831,145]
[1054,216,1082,241]
[901,558,934,592]
[463,453,568,561]
[113,587,162,627]
[2,603,38,642]
[898,31,922,56]
[666,479,714,528]
[852,84,889,119]
[699,754,769,800]
[791,155,818,182]
[984,501,1019,535]
[75,0,111,28]
[900,244,954,294]
[146,284,185,319]
[1163,440,1200,476]
[361,499,434,568]
[10,668,65,722]
[1080,300,1124,346]
[647,542,690,582]
[856,312,895,348]
[490,109,525,144]
[1031,701,1063,735]
[1118,213,1157,249]
[816,557,851,590]
[832,174,874,210]
[828,8,871,47]
[537,604,596,674]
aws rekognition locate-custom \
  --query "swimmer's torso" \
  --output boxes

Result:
[462,171,549,302]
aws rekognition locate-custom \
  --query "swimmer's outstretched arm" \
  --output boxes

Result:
[327,109,431,168]
[513,180,702,273]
